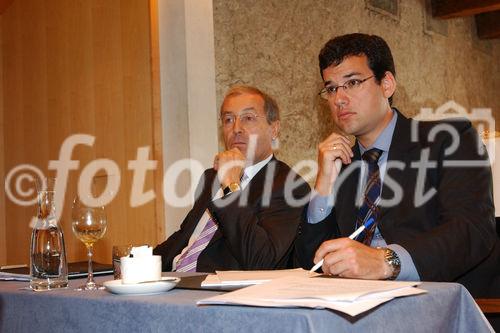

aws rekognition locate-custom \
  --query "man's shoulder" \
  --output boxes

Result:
[395,109,473,136]
[415,117,472,133]
[198,168,217,183]
[270,158,304,180]
[193,168,217,195]
[269,158,310,192]
[272,157,291,171]
[203,167,217,177]
[406,116,475,146]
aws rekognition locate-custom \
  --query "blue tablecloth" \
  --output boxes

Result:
[0,274,493,332]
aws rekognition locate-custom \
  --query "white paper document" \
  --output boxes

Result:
[0,271,30,282]
[198,275,426,316]
[201,268,318,288]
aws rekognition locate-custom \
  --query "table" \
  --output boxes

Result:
[0,275,493,332]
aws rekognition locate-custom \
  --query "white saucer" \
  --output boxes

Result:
[103,277,180,295]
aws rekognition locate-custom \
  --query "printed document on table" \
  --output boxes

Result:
[201,268,319,287]
[0,271,30,282]
[198,275,426,316]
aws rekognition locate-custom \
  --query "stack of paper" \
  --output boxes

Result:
[0,271,30,282]
[201,268,318,288]
[198,275,426,316]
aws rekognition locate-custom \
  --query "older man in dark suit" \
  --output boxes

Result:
[155,85,309,272]
[295,33,499,298]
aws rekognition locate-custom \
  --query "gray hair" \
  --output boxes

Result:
[221,85,280,123]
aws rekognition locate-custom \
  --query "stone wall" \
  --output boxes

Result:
[213,0,500,176]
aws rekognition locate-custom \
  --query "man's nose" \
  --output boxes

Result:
[332,87,349,108]
[232,116,244,132]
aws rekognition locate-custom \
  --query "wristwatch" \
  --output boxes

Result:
[383,248,401,280]
[223,182,241,196]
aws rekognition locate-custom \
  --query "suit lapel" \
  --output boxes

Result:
[378,111,420,224]
[245,157,279,205]
[182,170,219,243]
[206,157,279,245]
[336,147,363,236]
[336,111,420,235]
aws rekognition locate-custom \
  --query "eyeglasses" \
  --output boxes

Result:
[318,75,375,100]
[220,112,267,128]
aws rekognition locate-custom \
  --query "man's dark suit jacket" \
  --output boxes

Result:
[295,111,500,297]
[154,157,310,272]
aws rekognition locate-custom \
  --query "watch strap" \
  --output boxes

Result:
[223,182,241,196]
[383,248,401,280]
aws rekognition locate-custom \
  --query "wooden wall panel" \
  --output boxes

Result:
[0,15,5,264]
[1,0,163,265]
[2,0,29,265]
[149,0,165,244]
[120,0,158,248]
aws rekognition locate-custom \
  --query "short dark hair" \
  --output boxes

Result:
[319,33,396,105]
[222,85,280,123]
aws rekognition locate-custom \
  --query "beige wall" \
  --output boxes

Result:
[0,0,163,265]
[157,0,219,238]
[213,0,500,174]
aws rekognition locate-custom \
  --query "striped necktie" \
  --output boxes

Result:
[175,217,218,272]
[175,172,247,272]
[355,148,383,245]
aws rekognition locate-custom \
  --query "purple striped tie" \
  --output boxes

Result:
[175,217,217,272]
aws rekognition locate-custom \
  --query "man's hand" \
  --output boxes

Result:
[315,133,353,195]
[213,148,246,188]
[313,238,392,279]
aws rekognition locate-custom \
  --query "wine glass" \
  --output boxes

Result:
[71,193,108,291]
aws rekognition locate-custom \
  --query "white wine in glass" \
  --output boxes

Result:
[71,197,107,291]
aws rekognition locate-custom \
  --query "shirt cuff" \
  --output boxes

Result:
[306,190,334,224]
[387,244,421,281]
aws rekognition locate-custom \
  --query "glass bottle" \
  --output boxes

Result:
[30,178,68,290]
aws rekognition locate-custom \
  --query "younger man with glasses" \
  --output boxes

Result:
[155,85,309,272]
[296,33,499,298]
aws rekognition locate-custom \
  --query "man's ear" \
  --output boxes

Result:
[381,71,396,99]
[271,120,280,140]
[271,120,280,151]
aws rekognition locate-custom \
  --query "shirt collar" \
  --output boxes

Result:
[359,109,397,155]
[243,154,273,182]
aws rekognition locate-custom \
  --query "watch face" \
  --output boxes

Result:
[229,183,241,192]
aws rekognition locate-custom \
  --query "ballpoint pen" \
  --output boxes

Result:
[309,217,375,274]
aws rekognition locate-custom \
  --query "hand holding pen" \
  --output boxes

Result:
[309,217,375,274]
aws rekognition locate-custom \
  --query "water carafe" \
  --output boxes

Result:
[30,178,68,290]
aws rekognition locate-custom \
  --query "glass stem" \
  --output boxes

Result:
[86,244,94,284]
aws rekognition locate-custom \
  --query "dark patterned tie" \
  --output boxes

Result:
[355,148,383,245]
